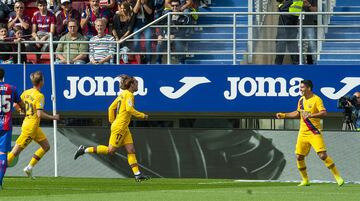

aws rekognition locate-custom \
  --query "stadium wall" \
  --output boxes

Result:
[6,127,360,182]
[2,64,359,113]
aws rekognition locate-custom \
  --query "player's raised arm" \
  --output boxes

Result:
[276,110,300,119]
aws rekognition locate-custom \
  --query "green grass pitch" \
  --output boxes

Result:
[0,177,359,201]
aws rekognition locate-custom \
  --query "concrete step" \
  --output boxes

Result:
[322,42,360,50]
[190,33,247,39]
[189,54,244,60]
[319,54,360,60]
[328,27,360,33]
[185,60,242,65]
[317,60,360,65]
[334,7,360,12]
[198,7,248,12]
[187,42,247,51]
[199,27,248,33]
[325,33,360,39]
[335,0,360,6]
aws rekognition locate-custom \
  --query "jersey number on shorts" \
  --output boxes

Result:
[0,95,11,113]
[115,133,123,144]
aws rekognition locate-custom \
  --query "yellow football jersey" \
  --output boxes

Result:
[108,90,145,129]
[297,94,326,134]
[21,88,45,132]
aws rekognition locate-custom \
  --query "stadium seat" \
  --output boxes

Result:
[26,54,38,64]
[318,0,360,65]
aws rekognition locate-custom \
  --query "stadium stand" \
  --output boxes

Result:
[185,1,248,64]
[318,0,360,65]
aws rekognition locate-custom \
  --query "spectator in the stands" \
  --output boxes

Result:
[55,19,88,64]
[89,18,115,64]
[153,0,165,20]
[133,0,154,64]
[7,1,31,37]
[303,0,317,64]
[0,25,14,64]
[12,25,27,64]
[100,0,116,10]
[165,0,192,12]
[112,1,135,63]
[0,0,13,21]
[156,0,189,64]
[47,0,62,13]
[80,0,111,39]
[31,0,56,52]
[113,2,135,43]
[55,0,81,37]
[193,0,208,8]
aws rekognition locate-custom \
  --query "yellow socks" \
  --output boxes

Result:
[296,159,309,182]
[29,148,46,167]
[128,154,140,175]
[323,156,341,180]
[85,145,109,154]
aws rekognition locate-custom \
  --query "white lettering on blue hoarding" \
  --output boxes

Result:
[160,77,211,99]
[224,77,303,100]
[63,76,147,99]
[320,77,360,100]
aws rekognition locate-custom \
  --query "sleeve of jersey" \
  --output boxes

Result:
[316,97,326,112]
[108,97,119,123]
[125,94,145,119]
[35,94,45,110]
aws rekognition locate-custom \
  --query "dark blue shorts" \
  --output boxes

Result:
[0,130,12,153]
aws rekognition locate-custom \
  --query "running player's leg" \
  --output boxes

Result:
[8,131,32,164]
[74,125,122,159]
[23,128,49,178]
[123,130,149,182]
[312,135,344,186]
[295,133,311,186]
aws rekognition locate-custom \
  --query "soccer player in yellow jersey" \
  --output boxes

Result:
[7,71,60,179]
[74,74,150,182]
[276,80,344,187]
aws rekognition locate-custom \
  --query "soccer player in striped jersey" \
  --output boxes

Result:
[276,80,344,186]
[0,68,23,190]
[74,74,150,182]
[7,71,60,179]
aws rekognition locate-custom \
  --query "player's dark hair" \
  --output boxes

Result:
[120,74,136,90]
[30,71,44,86]
[0,68,4,80]
[301,80,313,91]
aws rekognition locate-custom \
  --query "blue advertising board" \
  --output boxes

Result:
[2,64,359,112]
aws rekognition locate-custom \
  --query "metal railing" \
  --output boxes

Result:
[1,11,360,65]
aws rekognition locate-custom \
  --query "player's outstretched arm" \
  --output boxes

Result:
[37,110,60,121]
[276,111,299,119]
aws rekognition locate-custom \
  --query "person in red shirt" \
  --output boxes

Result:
[31,0,56,52]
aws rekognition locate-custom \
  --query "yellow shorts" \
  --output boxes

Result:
[16,127,47,149]
[109,125,133,148]
[295,131,327,156]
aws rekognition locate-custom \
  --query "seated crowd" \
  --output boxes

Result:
[0,0,204,64]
